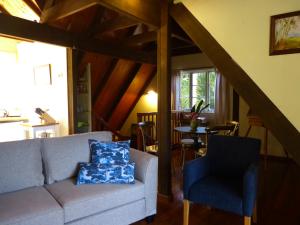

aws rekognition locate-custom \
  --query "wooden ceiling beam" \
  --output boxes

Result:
[95,15,140,35]
[124,31,195,46]
[40,0,160,27]
[0,13,156,64]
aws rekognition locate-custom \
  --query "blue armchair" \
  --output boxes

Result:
[183,135,261,225]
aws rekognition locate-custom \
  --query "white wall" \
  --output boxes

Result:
[178,0,300,131]
[0,37,69,137]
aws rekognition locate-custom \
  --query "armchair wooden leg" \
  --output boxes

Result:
[183,200,190,225]
[252,202,257,223]
[244,216,251,225]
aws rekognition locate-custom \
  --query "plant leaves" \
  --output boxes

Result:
[199,104,210,113]
[196,99,204,113]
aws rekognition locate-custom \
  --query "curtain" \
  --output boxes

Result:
[214,70,230,124]
[171,69,181,110]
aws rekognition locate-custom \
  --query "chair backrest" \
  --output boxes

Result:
[207,135,261,177]
[136,121,156,152]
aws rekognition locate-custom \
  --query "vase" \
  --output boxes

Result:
[190,120,197,131]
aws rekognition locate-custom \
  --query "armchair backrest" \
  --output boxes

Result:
[207,135,261,177]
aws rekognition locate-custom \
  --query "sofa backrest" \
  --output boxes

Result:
[0,139,44,194]
[41,131,112,184]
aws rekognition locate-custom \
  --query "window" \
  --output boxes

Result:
[179,68,217,112]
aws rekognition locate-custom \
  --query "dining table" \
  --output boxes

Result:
[174,126,208,149]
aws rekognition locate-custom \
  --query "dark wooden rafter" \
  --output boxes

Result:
[94,15,140,36]
[23,0,42,16]
[40,0,160,28]
[157,0,172,197]
[93,59,137,120]
[0,13,155,64]
[108,64,156,130]
[92,58,119,103]
[171,3,300,165]
[105,64,141,122]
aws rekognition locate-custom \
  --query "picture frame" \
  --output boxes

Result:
[270,11,300,55]
[34,64,52,85]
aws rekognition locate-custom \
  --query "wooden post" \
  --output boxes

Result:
[157,0,172,197]
[66,48,77,134]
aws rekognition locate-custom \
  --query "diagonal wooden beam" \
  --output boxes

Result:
[40,0,160,27]
[95,15,140,35]
[171,3,300,165]
[0,4,9,14]
[0,13,156,64]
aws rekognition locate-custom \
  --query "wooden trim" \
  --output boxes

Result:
[157,0,172,196]
[41,0,160,27]
[0,14,155,64]
[66,48,75,134]
[124,31,157,46]
[171,3,300,165]
[232,89,239,122]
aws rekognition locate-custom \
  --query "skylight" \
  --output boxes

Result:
[0,0,40,22]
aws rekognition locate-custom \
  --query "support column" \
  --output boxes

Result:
[157,0,172,196]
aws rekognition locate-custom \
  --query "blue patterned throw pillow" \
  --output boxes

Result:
[89,139,130,164]
[77,162,135,185]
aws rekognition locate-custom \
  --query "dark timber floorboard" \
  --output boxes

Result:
[133,149,300,225]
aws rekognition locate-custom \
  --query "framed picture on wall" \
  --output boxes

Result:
[34,64,52,85]
[270,11,300,55]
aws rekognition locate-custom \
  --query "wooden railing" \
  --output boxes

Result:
[137,111,182,147]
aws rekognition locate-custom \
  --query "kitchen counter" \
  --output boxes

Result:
[0,117,28,123]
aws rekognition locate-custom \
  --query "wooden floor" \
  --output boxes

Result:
[133,149,300,225]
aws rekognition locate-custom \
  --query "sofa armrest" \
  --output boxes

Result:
[130,148,158,216]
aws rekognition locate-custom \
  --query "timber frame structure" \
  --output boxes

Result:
[0,0,299,196]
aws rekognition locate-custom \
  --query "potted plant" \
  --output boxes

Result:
[190,100,209,130]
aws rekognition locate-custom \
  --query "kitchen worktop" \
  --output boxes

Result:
[0,117,28,123]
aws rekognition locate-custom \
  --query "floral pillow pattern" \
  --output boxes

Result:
[89,139,130,165]
[77,162,135,185]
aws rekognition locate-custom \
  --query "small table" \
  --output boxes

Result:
[174,126,208,148]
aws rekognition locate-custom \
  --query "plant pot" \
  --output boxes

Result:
[190,120,198,131]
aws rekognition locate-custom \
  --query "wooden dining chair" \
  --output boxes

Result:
[195,121,240,157]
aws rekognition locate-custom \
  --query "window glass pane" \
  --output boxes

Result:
[180,72,190,109]
[192,72,206,106]
[208,71,217,112]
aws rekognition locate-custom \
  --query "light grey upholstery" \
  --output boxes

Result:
[0,139,44,194]
[67,199,146,225]
[0,187,64,225]
[45,179,145,223]
[41,131,112,184]
[130,148,158,216]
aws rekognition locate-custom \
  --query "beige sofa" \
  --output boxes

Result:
[0,131,158,225]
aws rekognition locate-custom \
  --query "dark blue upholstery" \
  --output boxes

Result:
[183,135,260,217]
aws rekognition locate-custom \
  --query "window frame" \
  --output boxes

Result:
[179,67,216,113]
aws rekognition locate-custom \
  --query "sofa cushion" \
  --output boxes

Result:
[45,178,145,223]
[77,162,135,185]
[0,139,44,194]
[41,131,112,184]
[89,139,130,164]
[0,186,64,225]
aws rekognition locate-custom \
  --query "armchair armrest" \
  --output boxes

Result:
[243,162,259,216]
[183,157,210,199]
[130,148,158,217]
